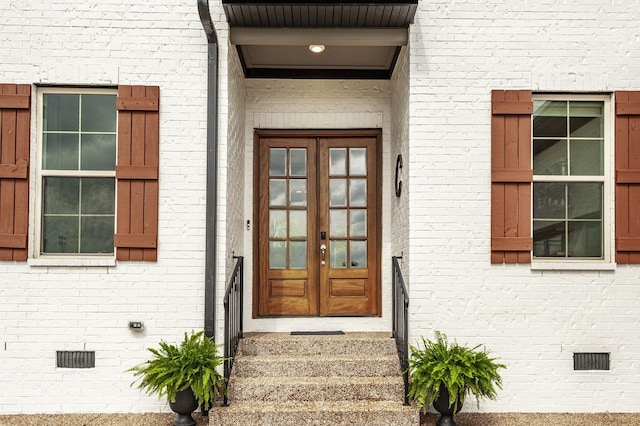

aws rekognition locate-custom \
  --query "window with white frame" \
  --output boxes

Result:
[37,88,117,256]
[532,95,610,260]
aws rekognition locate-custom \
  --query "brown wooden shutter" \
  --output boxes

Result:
[115,85,159,261]
[615,91,640,264]
[0,84,30,261]
[491,90,533,264]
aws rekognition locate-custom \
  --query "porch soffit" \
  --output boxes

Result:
[222,0,418,79]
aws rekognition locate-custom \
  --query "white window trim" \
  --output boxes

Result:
[30,87,118,266]
[530,93,615,270]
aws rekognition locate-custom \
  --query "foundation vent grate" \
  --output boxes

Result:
[573,352,609,371]
[56,351,95,369]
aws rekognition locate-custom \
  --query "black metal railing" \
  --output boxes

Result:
[223,255,244,406]
[392,255,410,405]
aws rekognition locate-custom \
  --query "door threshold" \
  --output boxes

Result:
[290,331,345,336]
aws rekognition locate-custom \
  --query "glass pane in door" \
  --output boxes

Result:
[268,147,308,269]
[327,146,369,270]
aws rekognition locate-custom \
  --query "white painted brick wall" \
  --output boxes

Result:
[0,0,222,414]
[390,46,411,283]
[3,0,640,416]
[218,38,248,341]
[407,0,640,413]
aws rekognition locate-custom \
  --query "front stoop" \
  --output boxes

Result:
[209,332,417,426]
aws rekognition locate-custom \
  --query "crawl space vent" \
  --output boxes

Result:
[573,352,609,371]
[56,351,95,369]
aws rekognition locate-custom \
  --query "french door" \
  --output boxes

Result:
[254,130,381,317]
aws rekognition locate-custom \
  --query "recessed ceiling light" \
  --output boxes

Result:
[309,44,325,53]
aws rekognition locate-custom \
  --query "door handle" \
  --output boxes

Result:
[320,244,327,266]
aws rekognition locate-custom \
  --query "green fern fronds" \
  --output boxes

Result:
[128,330,227,409]
[408,331,506,413]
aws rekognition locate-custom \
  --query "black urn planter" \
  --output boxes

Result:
[169,388,199,426]
[432,386,462,426]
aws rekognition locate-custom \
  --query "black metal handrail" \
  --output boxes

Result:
[223,256,243,406]
[392,256,410,405]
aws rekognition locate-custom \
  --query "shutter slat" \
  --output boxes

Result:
[492,169,532,183]
[116,97,159,112]
[114,234,158,249]
[616,100,640,116]
[616,170,640,183]
[491,237,533,251]
[492,100,533,115]
[0,94,30,109]
[0,164,28,179]
[0,233,27,249]
[617,238,640,252]
[116,165,158,179]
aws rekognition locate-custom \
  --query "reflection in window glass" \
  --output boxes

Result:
[269,210,287,238]
[81,217,115,253]
[43,134,79,170]
[290,241,307,269]
[330,179,347,206]
[570,139,603,176]
[350,210,367,237]
[350,241,367,268]
[330,210,347,238]
[43,94,79,132]
[269,148,286,176]
[568,222,602,257]
[81,178,115,215]
[269,241,287,269]
[533,139,567,176]
[329,149,346,176]
[81,94,117,133]
[289,149,307,176]
[350,179,367,206]
[349,148,367,175]
[533,221,564,257]
[269,179,287,207]
[569,101,603,138]
[289,179,307,207]
[330,240,347,268]
[44,177,80,215]
[533,101,567,137]
[289,210,307,238]
[81,134,116,171]
[43,216,79,254]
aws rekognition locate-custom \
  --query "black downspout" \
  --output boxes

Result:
[197,0,219,339]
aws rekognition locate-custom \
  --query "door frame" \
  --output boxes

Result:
[252,129,383,318]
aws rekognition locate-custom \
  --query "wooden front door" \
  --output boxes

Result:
[254,130,381,317]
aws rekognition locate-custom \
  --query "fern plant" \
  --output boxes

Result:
[408,331,506,413]
[128,330,226,409]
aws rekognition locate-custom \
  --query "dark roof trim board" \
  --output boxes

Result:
[240,56,400,80]
[222,0,418,28]
[223,0,416,79]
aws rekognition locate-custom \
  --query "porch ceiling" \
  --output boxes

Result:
[222,0,418,79]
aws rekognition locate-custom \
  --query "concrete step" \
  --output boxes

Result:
[237,332,397,356]
[223,332,417,425]
[233,353,402,377]
[209,401,418,426]
[228,376,405,403]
